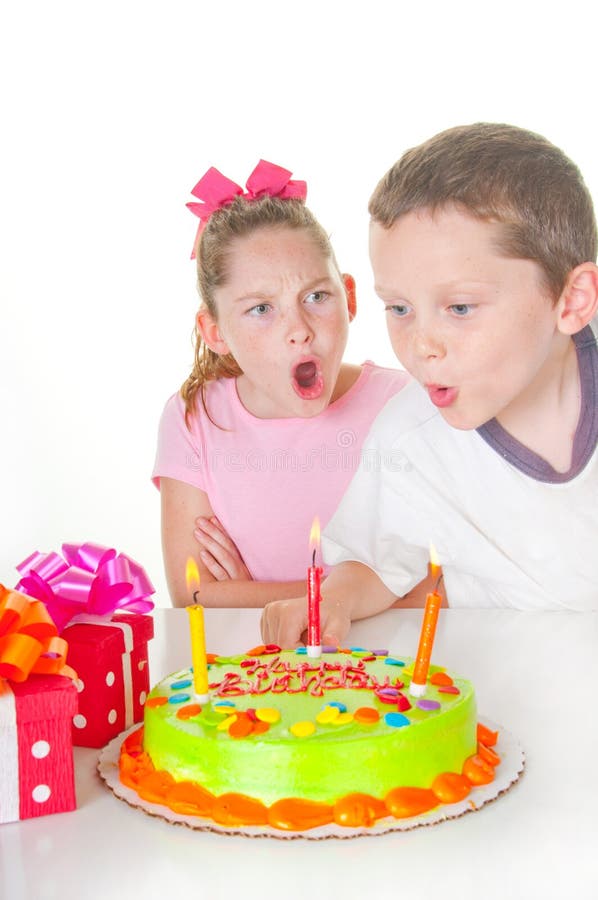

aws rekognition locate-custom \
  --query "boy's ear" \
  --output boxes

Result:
[557,262,598,335]
[196,308,230,355]
[342,273,357,322]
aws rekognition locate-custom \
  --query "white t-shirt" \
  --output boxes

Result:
[323,325,598,611]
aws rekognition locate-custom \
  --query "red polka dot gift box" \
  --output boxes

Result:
[0,586,78,824]
[15,543,156,749]
[64,613,154,748]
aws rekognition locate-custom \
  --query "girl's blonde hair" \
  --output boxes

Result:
[180,195,335,421]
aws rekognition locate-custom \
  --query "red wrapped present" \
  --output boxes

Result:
[15,542,155,748]
[64,612,154,748]
[0,586,78,824]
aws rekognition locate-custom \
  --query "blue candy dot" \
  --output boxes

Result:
[384,712,410,728]
[384,657,406,667]
[171,679,193,690]
[214,700,235,708]
[295,647,307,655]
[326,701,347,713]
[349,646,366,652]
[168,693,191,705]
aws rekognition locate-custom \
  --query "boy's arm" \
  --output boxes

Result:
[161,477,305,608]
[260,561,397,648]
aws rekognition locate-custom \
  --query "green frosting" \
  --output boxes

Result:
[143,650,477,805]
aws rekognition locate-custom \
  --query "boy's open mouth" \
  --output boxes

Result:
[426,384,459,408]
[291,358,324,400]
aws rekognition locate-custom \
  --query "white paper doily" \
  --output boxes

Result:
[97,717,524,840]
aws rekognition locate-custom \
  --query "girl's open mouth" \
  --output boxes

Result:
[291,358,324,400]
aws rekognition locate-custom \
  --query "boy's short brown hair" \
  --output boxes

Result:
[369,123,597,299]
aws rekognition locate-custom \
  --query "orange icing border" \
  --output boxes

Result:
[118,723,500,831]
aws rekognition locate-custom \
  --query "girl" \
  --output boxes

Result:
[153,159,409,607]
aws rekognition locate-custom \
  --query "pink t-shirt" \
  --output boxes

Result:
[152,362,409,581]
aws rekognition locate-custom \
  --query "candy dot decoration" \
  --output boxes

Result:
[290,721,316,738]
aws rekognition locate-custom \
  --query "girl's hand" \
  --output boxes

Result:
[194,516,253,582]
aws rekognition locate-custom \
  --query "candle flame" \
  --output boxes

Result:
[309,516,321,556]
[185,557,201,593]
[429,542,441,579]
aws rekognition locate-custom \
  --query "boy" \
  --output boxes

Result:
[261,123,598,648]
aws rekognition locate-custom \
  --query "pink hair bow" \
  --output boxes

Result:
[186,159,307,258]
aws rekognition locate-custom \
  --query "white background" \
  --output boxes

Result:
[1,0,597,606]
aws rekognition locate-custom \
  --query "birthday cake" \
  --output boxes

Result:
[118,645,502,832]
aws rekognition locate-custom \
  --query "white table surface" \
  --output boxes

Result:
[1,607,597,900]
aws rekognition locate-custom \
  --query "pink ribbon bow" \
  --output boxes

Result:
[186,159,307,258]
[15,542,155,633]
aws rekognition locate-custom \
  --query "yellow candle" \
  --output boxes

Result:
[185,558,209,701]
[187,604,209,700]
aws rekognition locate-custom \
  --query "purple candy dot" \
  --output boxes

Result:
[378,687,399,697]
[417,699,441,712]
[372,649,389,656]
[322,645,338,653]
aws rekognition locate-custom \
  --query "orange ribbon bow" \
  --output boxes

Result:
[0,584,76,683]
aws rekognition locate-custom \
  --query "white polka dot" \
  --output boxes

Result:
[108,709,117,724]
[73,714,87,729]
[105,671,115,687]
[32,784,51,803]
[138,659,147,671]
[31,740,50,759]
[139,691,147,705]
[76,679,85,693]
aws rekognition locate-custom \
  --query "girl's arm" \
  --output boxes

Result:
[160,477,305,608]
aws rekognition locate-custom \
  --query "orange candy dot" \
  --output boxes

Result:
[268,798,334,831]
[430,671,454,687]
[176,704,202,720]
[145,696,168,708]
[353,707,380,724]
[477,741,501,767]
[463,755,496,786]
[477,723,498,747]
[211,793,269,826]
[333,792,388,827]
[431,772,471,804]
[251,720,270,736]
[385,786,438,818]
[228,714,254,739]
[246,645,267,657]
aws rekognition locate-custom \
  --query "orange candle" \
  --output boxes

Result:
[409,545,442,698]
